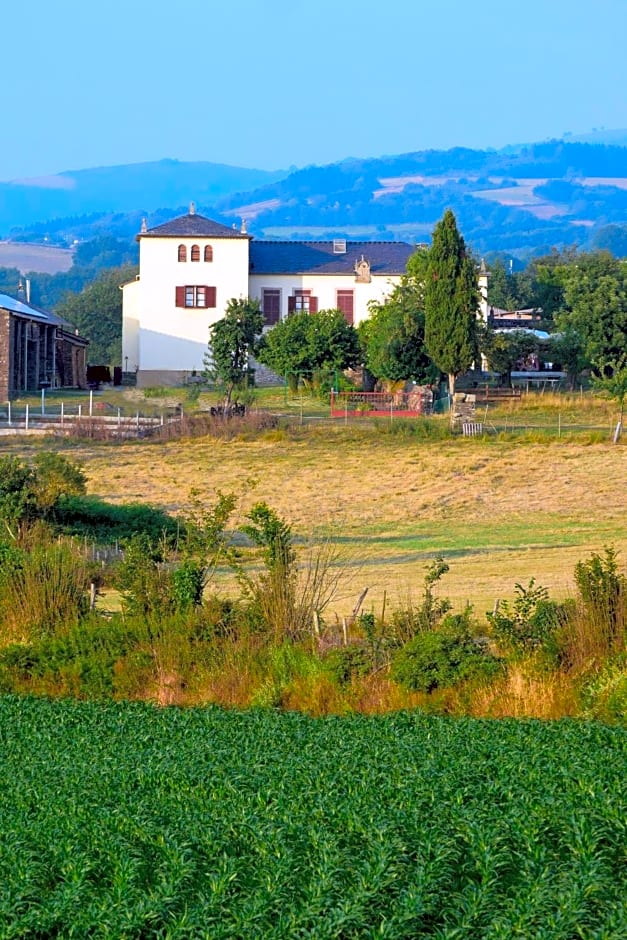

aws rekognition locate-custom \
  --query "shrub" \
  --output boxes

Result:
[56,496,179,545]
[392,612,502,692]
[390,557,452,643]
[579,656,627,724]
[487,579,563,653]
[574,547,625,643]
[559,548,626,670]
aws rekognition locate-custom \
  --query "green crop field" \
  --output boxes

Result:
[0,696,625,938]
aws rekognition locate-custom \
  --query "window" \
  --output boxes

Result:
[204,245,213,262]
[287,290,318,314]
[336,290,354,324]
[191,244,200,262]
[262,289,281,325]
[175,286,216,308]
[178,244,187,262]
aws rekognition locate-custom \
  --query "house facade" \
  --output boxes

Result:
[0,289,88,400]
[122,205,415,387]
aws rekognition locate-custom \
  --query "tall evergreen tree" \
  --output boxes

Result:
[424,210,478,397]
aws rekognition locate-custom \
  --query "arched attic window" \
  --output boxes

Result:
[191,244,200,262]
[204,245,213,262]
[178,244,187,262]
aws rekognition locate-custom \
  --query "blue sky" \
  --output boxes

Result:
[3,0,626,180]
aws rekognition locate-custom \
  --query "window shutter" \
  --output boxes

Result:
[206,286,216,308]
[175,286,185,307]
[309,296,318,314]
[288,296,296,314]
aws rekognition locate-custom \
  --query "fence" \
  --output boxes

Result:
[0,398,182,439]
[330,388,434,419]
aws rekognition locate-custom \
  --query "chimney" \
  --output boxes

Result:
[189,201,196,216]
[140,218,147,233]
[17,279,25,300]
[26,279,31,304]
[240,219,247,234]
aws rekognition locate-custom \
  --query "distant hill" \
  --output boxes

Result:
[0,159,287,235]
[4,138,627,261]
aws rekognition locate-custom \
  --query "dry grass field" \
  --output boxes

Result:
[9,415,621,621]
[0,241,73,275]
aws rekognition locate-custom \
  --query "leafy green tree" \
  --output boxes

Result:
[359,248,439,384]
[55,263,137,364]
[552,251,627,378]
[424,210,478,396]
[204,298,264,409]
[256,309,359,387]
[485,329,539,387]
[593,359,627,438]
[547,328,589,389]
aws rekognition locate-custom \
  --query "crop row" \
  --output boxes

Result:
[0,696,625,938]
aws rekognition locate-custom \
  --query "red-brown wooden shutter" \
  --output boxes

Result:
[175,286,185,307]
[206,286,216,308]
[309,296,318,314]
[288,296,296,314]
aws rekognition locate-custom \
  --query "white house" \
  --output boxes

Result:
[122,204,415,387]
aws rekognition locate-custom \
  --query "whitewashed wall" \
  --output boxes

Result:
[133,236,250,376]
[248,272,401,326]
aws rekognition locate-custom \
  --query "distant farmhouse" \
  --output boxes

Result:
[122,205,416,387]
[0,284,88,400]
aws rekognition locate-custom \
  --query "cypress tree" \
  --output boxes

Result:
[424,210,478,397]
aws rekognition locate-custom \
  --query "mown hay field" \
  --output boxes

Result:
[14,422,624,618]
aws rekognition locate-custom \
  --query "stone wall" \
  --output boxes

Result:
[451,392,477,427]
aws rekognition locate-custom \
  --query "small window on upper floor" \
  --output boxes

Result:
[178,244,187,262]
[191,244,200,262]
[204,245,213,262]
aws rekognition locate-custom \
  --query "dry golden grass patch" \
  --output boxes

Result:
[10,427,625,618]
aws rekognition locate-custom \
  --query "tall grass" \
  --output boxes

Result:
[0,540,89,642]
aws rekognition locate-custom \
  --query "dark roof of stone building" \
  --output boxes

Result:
[0,292,65,325]
[141,213,249,239]
[249,241,415,275]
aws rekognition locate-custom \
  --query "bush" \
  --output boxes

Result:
[559,548,626,670]
[392,613,502,692]
[487,579,563,653]
[56,496,179,545]
[574,547,625,642]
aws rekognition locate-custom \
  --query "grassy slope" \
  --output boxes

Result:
[5,410,619,618]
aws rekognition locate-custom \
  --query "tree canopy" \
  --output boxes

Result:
[552,251,627,378]
[55,263,137,365]
[256,309,359,385]
[424,210,478,395]
[359,248,438,384]
[205,298,264,407]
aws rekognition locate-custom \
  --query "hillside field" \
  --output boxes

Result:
[0,240,73,274]
[47,422,627,619]
[0,695,624,937]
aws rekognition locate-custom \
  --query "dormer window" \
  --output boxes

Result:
[204,245,213,262]
[191,244,200,262]
[178,244,187,262]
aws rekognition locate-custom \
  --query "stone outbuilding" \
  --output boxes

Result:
[0,289,88,399]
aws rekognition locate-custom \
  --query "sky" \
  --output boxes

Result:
[3,0,627,181]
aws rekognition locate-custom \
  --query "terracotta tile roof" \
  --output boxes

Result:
[249,241,415,275]
[141,213,249,239]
